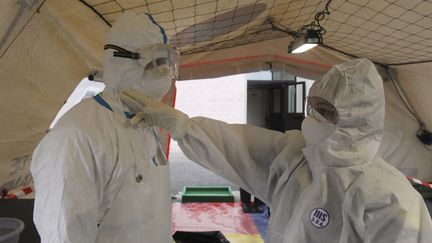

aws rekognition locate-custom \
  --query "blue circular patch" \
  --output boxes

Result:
[310,208,330,228]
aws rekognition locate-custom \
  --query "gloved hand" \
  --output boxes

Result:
[120,89,191,140]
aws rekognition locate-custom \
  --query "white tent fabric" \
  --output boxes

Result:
[379,64,432,180]
[0,0,431,193]
[0,0,107,192]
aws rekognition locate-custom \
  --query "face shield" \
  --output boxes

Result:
[104,43,179,79]
[306,96,339,124]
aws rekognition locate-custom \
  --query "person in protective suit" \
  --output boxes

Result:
[31,12,178,243]
[121,58,432,243]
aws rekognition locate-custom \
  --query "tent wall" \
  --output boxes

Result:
[0,0,108,192]
[378,63,432,180]
[395,63,432,126]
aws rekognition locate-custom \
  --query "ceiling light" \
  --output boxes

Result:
[268,0,332,54]
[288,29,323,54]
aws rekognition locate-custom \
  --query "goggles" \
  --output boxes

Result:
[306,96,339,124]
[104,43,180,79]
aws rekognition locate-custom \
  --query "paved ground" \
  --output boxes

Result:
[169,152,239,194]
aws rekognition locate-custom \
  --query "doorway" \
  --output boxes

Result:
[247,80,306,132]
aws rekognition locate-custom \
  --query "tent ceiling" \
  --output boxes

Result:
[81,0,432,65]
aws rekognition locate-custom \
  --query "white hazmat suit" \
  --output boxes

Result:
[123,59,432,243]
[31,12,174,243]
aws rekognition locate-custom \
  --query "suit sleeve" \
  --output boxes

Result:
[177,117,304,204]
[31,127,112,243]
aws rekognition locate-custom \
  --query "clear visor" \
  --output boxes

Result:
[139,44,179,79]
[306,96,339,124]
[104,43,180,79]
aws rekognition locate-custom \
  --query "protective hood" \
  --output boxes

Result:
[102,12,170,108]
[303,59,385,168]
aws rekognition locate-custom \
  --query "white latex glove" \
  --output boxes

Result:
[120,89,191,140]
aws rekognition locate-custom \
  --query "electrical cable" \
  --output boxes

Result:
[269,0,333,39]
[298,0,332,35]
[78,0,112,27]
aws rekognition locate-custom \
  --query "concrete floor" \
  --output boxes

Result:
[169,152,239,194]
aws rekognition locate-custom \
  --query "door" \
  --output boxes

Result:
[247,80,306,132]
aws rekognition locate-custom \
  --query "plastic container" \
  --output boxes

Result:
[0,218,24,243]
[181,186,234,203]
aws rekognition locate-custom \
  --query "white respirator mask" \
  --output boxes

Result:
[301,97,338,146]
[301,116,336,146]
